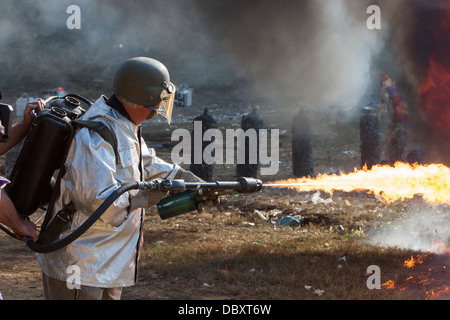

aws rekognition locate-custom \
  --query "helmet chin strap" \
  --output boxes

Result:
[146,109,158,120]
[145,104,171,124]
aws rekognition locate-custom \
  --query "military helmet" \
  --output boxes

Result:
[113,57,175,123]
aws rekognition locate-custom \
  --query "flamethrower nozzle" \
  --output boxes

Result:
[236,177,264,192]
[182,177,263,193]
[142,177,263,193]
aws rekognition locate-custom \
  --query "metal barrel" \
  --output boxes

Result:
[190,108,217,181]
[360,105,381,169]
[291,109,314,178]
[236,107,264,178]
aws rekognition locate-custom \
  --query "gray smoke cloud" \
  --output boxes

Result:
[0,1,394,103]
[0,0,440,125]
[203,0,390,115]
[0,0,232,92]
[367,204,450,254]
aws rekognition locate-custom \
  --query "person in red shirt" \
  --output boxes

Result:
[379,73,410,163]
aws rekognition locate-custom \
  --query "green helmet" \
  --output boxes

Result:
[113,57,175,123]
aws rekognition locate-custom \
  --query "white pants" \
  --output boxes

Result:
[42,273,122,300]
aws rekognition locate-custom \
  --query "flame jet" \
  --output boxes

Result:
[265,162,450,205]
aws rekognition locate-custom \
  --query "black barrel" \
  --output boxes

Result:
[190,108,217,181]
[406,147,425,165]
[360,105,381,169]
[291,109,314,178]
[236,106,264,178]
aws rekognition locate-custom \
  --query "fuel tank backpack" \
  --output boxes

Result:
[4,94,118,245]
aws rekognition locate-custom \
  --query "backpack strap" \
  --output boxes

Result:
[72,119,120,164]
[38,120,120,244]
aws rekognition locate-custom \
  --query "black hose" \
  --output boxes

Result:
[25,182,143,253]
[0,223,16,238]
[0,216,32,241]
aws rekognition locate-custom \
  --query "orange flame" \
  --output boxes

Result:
[427,287,450,300]
[418,4,450,137]
[382,280,395,289]
[403,255,426,269]
[418,57,450,137]
[267,162,450,205]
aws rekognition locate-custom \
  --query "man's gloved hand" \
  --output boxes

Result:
[196,194,221,213]
[174,168,204,183]
[129,188,169,212]
[174,168,220,212]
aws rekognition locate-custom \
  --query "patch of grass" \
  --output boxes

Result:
[136,210,432,300]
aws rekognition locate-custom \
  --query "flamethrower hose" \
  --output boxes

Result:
[0,223,16,238]
[3,177,262,253]
[25,181,147,253]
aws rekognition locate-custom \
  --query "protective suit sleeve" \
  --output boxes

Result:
[142,143,181,181]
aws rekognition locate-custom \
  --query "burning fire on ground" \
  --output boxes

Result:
[382,253,449,300]
[404,254,426,269]
[266,162,449,299]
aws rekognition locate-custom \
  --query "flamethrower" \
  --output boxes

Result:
[156,177,263,219]
[0,177,263,253]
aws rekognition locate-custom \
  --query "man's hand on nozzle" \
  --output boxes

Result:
[174,168,221,212]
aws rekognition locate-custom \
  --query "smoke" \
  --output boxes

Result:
[199,0,391,118]
[367,204,450,254]
[0,1,391,105]
[0,0,448,156]
[0,0,232,91]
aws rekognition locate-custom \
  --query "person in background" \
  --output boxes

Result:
[378,73,410,164]
[0,96,44,241]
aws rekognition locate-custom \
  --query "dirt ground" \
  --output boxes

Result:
[0,87,448,300]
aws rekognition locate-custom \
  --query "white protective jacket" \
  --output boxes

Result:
[37,96,180,287]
